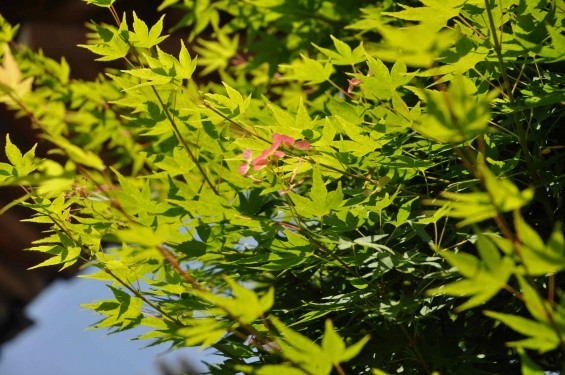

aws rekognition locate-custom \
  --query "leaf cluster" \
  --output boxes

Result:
[0,0,564,373]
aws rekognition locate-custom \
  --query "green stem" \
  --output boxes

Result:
[484,0,513,102]
[151,87,219,195]
[103,267,184,325]
[398,324,429,373]
[176,83,266,142]
[484,0,543,190]
[327,78,354,100]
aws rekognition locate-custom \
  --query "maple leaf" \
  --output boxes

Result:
[129,12,168,49]
[382,0,466,31]
[0,44,34,104]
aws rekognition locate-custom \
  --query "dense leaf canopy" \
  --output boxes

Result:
[0,0,564,374]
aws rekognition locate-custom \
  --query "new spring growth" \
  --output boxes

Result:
[347,77,361,94]
[239,133,311,176]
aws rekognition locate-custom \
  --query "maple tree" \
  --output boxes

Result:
[0,0,564,373]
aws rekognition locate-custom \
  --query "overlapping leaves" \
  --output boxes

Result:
[0,0,564,374]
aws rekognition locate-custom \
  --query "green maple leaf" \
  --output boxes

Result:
[289,168,343,217]
[130,12,168,49]
[382,0,466,30]
[79,17,130,61]
[280,54,334,85]
[313,35,365,66]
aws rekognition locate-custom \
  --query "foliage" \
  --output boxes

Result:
[1,0,564,373]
